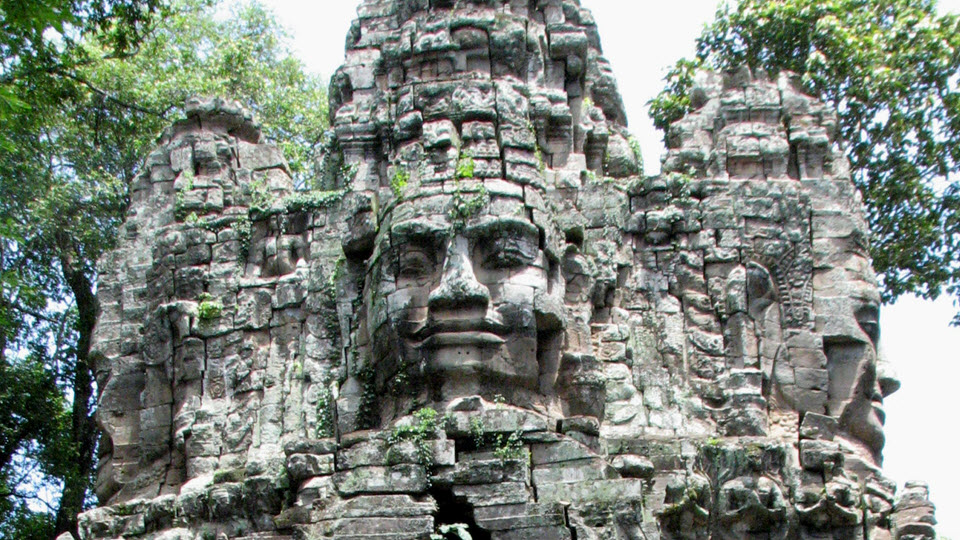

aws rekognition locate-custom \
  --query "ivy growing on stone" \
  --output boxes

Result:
[448,182,489,231]
[391,168,410,199]
[388,408,442,470]
[315,379,335,439]
[469,416,527,463]
[233,215,252,262]
[456,150,475,180]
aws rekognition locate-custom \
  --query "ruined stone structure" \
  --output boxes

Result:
[78,1,939,539]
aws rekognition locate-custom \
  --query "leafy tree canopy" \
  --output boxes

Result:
[649,0,960,323]
[0,0,165,130]
[0,0,327,536]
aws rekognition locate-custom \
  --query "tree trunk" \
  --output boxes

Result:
[53,241,99,540]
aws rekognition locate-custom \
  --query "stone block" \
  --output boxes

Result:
[536,479,644,505]
[286,453,335,482]
[451,482,533,507]
[799,440,844,472]
[532,458,612,485]
[473,503,566,531]
[333,465,429,496]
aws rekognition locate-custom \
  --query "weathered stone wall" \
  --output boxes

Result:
[79,1,937,539]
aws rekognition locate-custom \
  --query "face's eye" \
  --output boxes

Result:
[464,217,541,271]
[484,246,530,269]
[480,236,537,270]
[398,249,434,280]
[855,304,880,344]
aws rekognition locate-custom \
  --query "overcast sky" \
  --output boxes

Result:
[256,0,960,535]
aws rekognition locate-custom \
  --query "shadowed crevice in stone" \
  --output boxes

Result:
[431,486,492,540]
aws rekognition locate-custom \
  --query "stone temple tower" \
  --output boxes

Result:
[78,1,937,539]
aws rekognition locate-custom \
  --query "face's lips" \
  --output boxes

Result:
[872,400,886,425]
[408,318,508,341]
[405,318,510,349]
[420,331,506,348]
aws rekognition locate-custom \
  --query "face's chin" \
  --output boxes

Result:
[839,398,886,459]
[417,332,541,389]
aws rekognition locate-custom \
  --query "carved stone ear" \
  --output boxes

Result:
[745,262,777,319]
[340,191,377,260]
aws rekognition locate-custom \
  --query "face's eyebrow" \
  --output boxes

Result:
[389,220,451,245]
[464,216,539,241]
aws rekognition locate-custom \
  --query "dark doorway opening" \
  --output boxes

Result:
[431,485,491,540]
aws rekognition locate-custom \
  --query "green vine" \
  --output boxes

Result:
[282,189,347,213]
[315,379,335,438]
[456,150,475,179]
[534,143,546,174]
[388,407,442,469]
[249,177,274,213]
[469,416,527,462]
[391,168,410,199]
[448,182,489,231]
[174,171,195,221]
[355,362,379,430]
[233,215,252,262]
[493,431,526,461]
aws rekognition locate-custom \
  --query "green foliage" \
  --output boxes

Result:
[534,143,546,174]
[647,58,701,134]
[448,182,490,230]
[279,189,347,214]
[456,150,475,179]
[0,356,68,535]
[315,381,335,438]
[492,430,526,461]
[233,215,252,262]
[354,362,379,430]
[391,168,410,199]
[469,416,527,463]
[628,135,644,177]
[212,468,245,484]
[197,293,223,321]
[431,523,473,540]
[0,507,55,540]
[389,408,442,469]
[650,0,960,321]
[249,177,275,213]
[329,255,346,288]
[0,0,165,146]
[469,416,486,447]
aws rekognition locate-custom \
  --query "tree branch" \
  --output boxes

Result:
[52,69,170,118]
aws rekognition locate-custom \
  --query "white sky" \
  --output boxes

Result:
[258,0,960,535]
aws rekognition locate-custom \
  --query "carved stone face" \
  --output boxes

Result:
[368,192,565,404]
[816,237,899,460]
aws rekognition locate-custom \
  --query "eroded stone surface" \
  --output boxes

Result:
[81,1,937,539]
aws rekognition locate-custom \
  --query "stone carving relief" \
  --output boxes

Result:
[79,1,937,540]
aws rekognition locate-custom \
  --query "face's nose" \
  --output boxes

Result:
[428,235,490,311]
